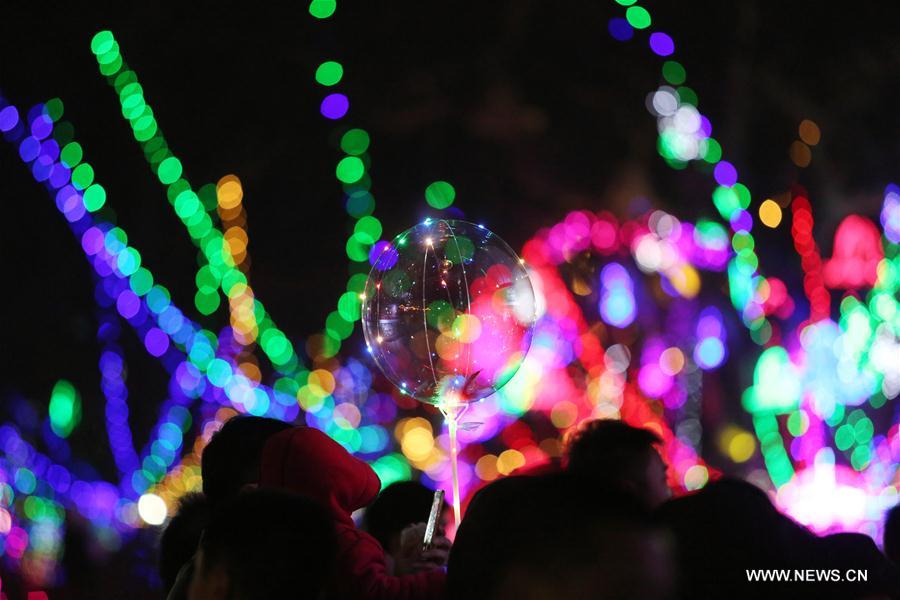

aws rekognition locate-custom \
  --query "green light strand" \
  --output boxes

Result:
[90,31,307,384]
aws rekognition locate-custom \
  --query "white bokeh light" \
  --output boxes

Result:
[138,493,168,526]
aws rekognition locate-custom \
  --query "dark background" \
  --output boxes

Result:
[1,1,898,594]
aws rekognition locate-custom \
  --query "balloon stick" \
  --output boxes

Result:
[439,400,467,526]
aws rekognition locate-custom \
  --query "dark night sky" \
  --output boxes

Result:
[2,1,900,476]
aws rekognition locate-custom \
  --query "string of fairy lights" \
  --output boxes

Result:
[91,31,309,388]
[609,0,773,346]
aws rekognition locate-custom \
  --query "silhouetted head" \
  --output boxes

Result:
[565,419,670,508]
[188,489,336,600]
[885,502,900,564]
[201,416,291,507]
[363,480,446,556]
[656,478,821,599]
[449,472,674,600]
[159,492,211,595]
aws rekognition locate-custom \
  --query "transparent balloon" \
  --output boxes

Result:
[362,220,537,406]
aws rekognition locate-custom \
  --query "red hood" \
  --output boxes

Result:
[259,427,382,522]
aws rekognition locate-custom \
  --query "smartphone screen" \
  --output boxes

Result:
[422,489,445,550]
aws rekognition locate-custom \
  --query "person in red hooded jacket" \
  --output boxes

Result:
[259,426,448,600]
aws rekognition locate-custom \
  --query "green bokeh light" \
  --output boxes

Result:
[336,156,365,184]
[347,273,368,294]
[326,311,354,340]
[49,379,82,439]
[309,0,337,19]
[337,291,362,322]
[315,61,344,86]
[662,61,686,86]
[83,183,107,212]
[90,30,115,55]
[72,163,95,190]
[345,237,370,262]
[44,98,64,122]
[625,6,651,29]
[444,235,475,264]
[130,268,154,296]
[703,138,722,163]
[158,156,183,185]
[353,216,383,244]
[676,86,698,106]
[425,181,456,209]
[60,142,83,168]
[341,129,370,155]
[371,454,412,489]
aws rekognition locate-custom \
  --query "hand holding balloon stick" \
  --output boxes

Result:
[362,219,537,525]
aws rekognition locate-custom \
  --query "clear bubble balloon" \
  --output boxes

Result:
[362,220,537,406]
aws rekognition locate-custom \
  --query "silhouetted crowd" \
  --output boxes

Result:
[160,416,900,599]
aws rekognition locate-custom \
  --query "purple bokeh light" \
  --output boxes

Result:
[320,93,349,119]
[713,160,738,187]
[649,32,675,56]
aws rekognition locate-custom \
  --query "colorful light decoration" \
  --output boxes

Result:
[0,1,897,591]
[822,215,884,289]
[611,0,898,542]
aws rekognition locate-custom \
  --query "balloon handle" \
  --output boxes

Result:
[440,402,466,526]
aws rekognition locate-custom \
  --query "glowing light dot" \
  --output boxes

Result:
[608,17,634,41]
[625,6,651,29]
[798,119,821,146]
[475,455,499,481]
[336,156,365,184]
[157,156,183,185]
[728,432,756,463]
[0,106,20,132]
[694,337,725,370]
[496,449,526,476]
[790,141,811,168]
[83,184,107,212]
[659,347,685,376]
[90,30,115,55]
[713,161,738,187]
[217,175,243,209]
[452,314,482,343]
[425,181,456,209]
[320,93,349,120]
[49,379,81,438]
[759,199,783,228]
[315,61,344,86]
[341,129,370,155]
[401,427,434,462]
[649,32,674,56]
[309,0,336,18]
[0,508,11,534]
[308,369,336,397]
[550,401,579,429]
[137,493,167,525]
[600,287,636,328]
[683,465,709,491]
